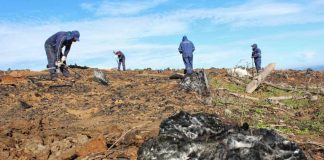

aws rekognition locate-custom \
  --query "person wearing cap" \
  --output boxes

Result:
[114,50,126,71]
[178,36,195,75]
[45,31,80,80]
[251,43,262,73]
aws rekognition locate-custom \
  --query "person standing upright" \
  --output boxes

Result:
[114,50,126,71]
[251,43,262,73]
[45,30,80,80]
[178,36,195,75]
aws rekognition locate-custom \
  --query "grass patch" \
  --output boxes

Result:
[255,121,270,129]
[253,86,293,99]
[211,79,245,93]
[298,121,324,132]
[282,99,309,109]
[276,126,310,135]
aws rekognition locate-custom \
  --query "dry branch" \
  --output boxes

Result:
[246,63,276,93]
[217,88,259,101]
[49,84,72,88]
[266,99,286,106]
[263,81,295,92]
[228,92,259,101]
[107,124,144,152]
[264,81,324,96]
[267,96,307,101]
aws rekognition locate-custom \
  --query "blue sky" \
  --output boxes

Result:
[1,0,324,70]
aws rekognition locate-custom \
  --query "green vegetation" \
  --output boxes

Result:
[283,99,309,109]
[299,121,324,132]
[209,75,323,140]
[211,79,245,93]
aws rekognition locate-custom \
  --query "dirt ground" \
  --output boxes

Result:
[0,68,323,159]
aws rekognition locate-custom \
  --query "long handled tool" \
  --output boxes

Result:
[251,57,255,77]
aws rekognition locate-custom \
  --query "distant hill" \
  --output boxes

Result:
[312,66,324,71]
[294,65,324,71]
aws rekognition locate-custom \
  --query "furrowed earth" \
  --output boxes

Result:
[0,68,323,159]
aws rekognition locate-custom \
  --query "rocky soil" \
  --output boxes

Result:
[0,68,323,159]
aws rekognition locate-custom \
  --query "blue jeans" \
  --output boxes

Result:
[183,56,193,74]
[254,57,261,72]
[45,43,56,75]
[118,58,126,71]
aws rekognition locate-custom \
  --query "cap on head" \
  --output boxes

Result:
[251,43,257,48]
[182,35,188,41]
[71,30,80,41]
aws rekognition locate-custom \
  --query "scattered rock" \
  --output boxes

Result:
[138,111,306,160]
[94,69,109,85]
[309,95,318,101]
[23,140,50,159]
[203,96,213,105]
[320,88,324,95]
[49,138,74,159]
[19,100,32,109]
[169,73,184,79]
[76,134,89,145]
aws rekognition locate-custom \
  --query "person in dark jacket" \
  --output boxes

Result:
[251,43,262,73]
[114,50,126,71]
[45,31,80,80]
[178,36,195,74]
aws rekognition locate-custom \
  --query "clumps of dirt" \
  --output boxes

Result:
[138,111,306,160]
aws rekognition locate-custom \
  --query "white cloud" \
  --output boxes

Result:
[80,3,96,11]
[81,0,168,16]
[1,0,324,70]
[166,1,323,27]
[298,51,316,60]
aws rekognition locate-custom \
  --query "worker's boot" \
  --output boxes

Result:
[50,73,58,81]
[49,69,58,81]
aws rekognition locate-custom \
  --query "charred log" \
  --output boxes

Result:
[138,111,306,160]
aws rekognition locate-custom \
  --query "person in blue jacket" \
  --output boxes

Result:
[251,43,262,73]
[45,31,80,80]
[113,50,126,71]
[178,36,195,75]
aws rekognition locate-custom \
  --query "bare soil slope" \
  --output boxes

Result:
[0,68,323,159]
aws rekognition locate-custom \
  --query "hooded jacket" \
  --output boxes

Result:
[115,51,125,60]
[45,31,80,60]
[178,36,195,57]
[251,44,261,58]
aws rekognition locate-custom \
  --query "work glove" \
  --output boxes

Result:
[55,61,64,68]
[61,56,67,62]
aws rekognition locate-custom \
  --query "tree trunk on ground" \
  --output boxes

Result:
[246,63,276,93]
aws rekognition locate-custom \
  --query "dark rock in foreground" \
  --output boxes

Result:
[138,111,306,160]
